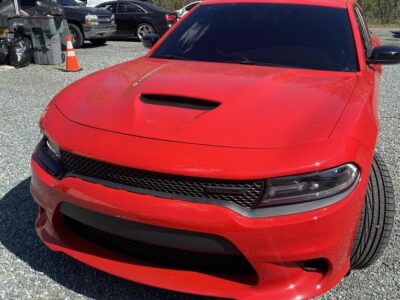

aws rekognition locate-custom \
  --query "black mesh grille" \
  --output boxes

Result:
[60,151,264,209]
[64,215,257,276]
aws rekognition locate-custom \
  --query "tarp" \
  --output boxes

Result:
[0,0,17,16]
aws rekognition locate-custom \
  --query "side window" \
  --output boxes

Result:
[20,0,37,7]
[117,3,140,13]
[135,4,147,13]
[98,3,117,13]
[354,6,372,57]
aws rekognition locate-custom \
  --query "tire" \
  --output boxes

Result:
[351,153,395,269]
[136,23,155,40]
[90,39,107,46]
[68,23,84,49]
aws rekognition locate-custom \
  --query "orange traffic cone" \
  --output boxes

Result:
[64,35,82,72]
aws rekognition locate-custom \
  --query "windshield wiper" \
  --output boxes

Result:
[152,54,186,60]
[231,60,290,68]
[153,55,292,68]
[218,58,291,68]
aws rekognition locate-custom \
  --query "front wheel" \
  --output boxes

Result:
[90,39,107,46]
[136,23,154,40]
[68,23,84,49]
[351,153,395,269]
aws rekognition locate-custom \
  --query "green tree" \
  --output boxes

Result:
[152,0,188,10]
[359,0,400,24]
[151,0,400,24]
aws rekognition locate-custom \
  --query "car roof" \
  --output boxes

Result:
[98,0,174,12]
[102,0,146,3]
[200,0,355,9]
[97,0,151,4]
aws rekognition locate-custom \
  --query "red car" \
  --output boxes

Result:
[31,0,399,299]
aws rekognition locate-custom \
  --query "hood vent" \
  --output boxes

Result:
[140,94,220,111]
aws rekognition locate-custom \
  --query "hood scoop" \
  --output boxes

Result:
[140,94,220,111]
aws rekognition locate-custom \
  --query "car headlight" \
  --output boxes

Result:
[85,15,99,26]
[46,138,60,158]
[32,136,64,178]
[110,14,115,24]
[258,164,359,207]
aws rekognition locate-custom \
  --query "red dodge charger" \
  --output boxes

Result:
[31,0,399,298]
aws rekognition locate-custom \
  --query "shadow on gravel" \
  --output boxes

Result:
[109,37,141,42]
[392,31,400,39]
[0,178,211,300]
[81,43,109,49]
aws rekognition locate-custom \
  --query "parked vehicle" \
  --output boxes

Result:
[20,0,116,48]
[86,0,151,8]
[176,1,200,18]
[95,0,177,40]
[31,0,398,299]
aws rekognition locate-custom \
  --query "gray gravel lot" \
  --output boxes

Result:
[0,30,399,299]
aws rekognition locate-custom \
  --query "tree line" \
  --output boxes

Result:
[359,0,399,24]
[153,0,400,24]
[152,0,188,10]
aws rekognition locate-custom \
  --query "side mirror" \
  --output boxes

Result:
[142,34,160,49]
[367,45,400,65]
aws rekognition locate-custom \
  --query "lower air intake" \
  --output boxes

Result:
[63,215,257,277]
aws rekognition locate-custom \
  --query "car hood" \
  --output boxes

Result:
[55,58,357,149]
[63,6,112,15]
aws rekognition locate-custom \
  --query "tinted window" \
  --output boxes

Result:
[354,6,372,57]
[135,4,146,13]
[118,2,140,13]
[97,2,117,13]
[20,0,36,7]
[152,4,358,72]
[58,0,82,6]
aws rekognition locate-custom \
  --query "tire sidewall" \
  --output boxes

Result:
[68,23,84,49]
[350,153,395,269]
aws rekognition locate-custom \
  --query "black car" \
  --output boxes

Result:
[20,0,116,48]
[95,0,177,40]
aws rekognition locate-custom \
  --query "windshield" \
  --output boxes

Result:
[152,4,358,72]
[58,0,84,6]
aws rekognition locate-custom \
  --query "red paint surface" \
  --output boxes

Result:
[32,1,383,298]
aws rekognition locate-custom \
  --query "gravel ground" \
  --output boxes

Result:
[0,30,399,300]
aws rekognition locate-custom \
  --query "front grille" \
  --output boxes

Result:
[60,151,265,209]
[97,15,113,24]
[64,215,257,276]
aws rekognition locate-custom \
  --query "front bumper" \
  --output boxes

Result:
[31,104,374,299]
[31,157,368,299]
[155,23,173,36]
[83,24,116,39]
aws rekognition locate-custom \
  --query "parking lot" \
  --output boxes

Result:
[0,29,399,299]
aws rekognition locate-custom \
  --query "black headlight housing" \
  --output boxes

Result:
[32,136,65,179]
[257,163,360,208]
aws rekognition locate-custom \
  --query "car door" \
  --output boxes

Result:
[115,1,147,36]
